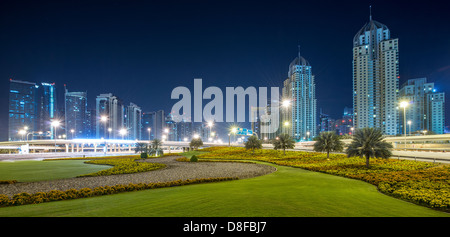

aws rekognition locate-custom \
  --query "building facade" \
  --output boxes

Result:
[282,49,317,141]
[65,89,87,139]
[37,82,58,139]
[352,15,399,135]
[399,78,445,134]
[142,110,165,140]
[125,102,142,140]
[8,79,38,141]
[95,93,124,139]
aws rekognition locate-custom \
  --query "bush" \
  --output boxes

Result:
[190,155,198,162]
[140,153,148,159]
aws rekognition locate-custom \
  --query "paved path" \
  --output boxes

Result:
[0,156,276,197]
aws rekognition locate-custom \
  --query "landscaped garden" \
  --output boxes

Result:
[197,146,450,211]
[0,146,448,217]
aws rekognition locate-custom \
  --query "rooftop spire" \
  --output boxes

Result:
[369,5,372,21]
[298,44,301,61]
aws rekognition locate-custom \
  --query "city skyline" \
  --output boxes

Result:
[0,0,449,141]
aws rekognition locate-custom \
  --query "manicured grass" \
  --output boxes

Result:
[0,161,446,217]
[180,150,208,158]
[0,160,111,182]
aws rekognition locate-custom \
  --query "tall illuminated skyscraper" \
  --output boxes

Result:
[65,88,87,139]
[282,47,317,141]
[125,102,142,140]
[352,11,399,135]
[37,82,57,139]
[8,79,38,141]
[96,93,124,139]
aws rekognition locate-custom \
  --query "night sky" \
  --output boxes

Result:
[0,0,449,141]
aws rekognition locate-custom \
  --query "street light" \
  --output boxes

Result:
[18,130,26,141]
[407,120,412,136]
[400,101,409,151]
[207,121,214,140]
[119,128,127,140]
[100,116,108,138]
[306,131,310,141]
[108,127,112,139]
[51,120,60,152]
[282,99,291,108]
[147,127,151,141]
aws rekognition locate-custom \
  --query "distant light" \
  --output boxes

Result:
[399,101,409,108]
[51,120,60,127]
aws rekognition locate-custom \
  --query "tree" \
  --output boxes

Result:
[313,132,344,158]
[134,142,148,154]
[272,133,295,155]
[244,135,262,154]
[149,139,163,157]
[135,142,150,158]
[190,138,203,150]
[345,127,393,168]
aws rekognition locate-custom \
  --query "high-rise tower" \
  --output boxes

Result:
[282,47,317,141]
[352,9,399,135]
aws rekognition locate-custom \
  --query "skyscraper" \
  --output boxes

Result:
[399,78,445,134]
[8,79,38,141]
[282,47,317,141]
[352,12,399,135]
[96,93,124,139]
[142,110,165,140]
[37,82,58,139]
[125,102,142,140]
[65,88,87,139]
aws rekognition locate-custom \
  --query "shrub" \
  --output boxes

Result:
[190,155,198,162]
[140,153,149,159]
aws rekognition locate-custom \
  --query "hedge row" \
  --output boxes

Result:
[0,177,238,207]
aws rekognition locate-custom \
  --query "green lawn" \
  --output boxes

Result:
[0,160,111,182]
[0,161,447,217]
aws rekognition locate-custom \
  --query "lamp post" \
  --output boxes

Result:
[100,116,108,139]
[407,120,412,136]
[306,131,310,141]
[147,128,151,141]
[119,128,127,140]
[51,120,60,152]
[282,99,291,135]
[108,127,112,139]
[400,101,409,151]
[18,130,26,141]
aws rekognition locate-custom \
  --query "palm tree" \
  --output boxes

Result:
[272,133,295,155]
[149,139,163,156]
[135,142,149,158]
[346,127,393,168]
[244,135,262,154]
[313,132,344,158]
[190,138,203,150]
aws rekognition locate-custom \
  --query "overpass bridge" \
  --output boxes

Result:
[1,134,450,163]
[0,138,232,154]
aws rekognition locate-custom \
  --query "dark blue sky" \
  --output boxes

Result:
[1,0,449,140]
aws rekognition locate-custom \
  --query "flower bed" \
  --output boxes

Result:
[0,177,238,207]
[199,147,450,211]
[79,158,166,177]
